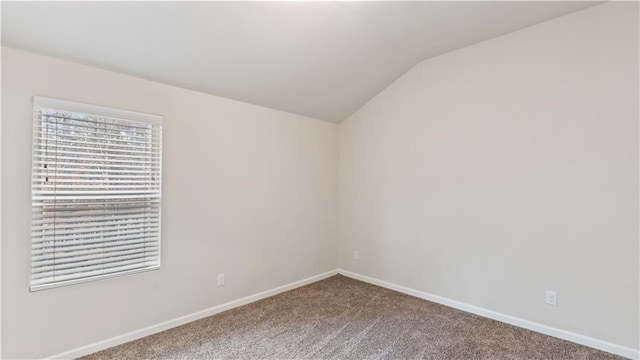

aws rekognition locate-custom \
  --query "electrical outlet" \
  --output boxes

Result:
[217,273,225,287]
[545,290,557,306]
[353,250,359,260]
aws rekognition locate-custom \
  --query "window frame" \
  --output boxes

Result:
[29,96,163,291]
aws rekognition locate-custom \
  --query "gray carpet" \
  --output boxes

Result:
[82,275,624,359]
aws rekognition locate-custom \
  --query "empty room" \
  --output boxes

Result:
[1,1,638,359]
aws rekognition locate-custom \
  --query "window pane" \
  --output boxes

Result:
[30,97,162,291]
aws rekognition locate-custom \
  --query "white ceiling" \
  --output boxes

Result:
[2,1,599,123]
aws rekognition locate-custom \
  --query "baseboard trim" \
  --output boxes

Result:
[47,268,639,360]
[337,269,639,360]
[48,269,338,359]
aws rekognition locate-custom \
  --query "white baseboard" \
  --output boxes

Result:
[48,269,338,359]
[47,268,638,360]
[337,269,639,360]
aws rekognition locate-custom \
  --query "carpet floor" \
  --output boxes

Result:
[82,275,623,359]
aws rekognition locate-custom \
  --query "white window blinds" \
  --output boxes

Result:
[30,97,162,291]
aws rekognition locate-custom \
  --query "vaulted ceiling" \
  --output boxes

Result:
[2,1,599,123]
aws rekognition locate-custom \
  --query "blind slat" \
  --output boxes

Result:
[33,211,159,224]
[31,256,159,278]
[32,239,158,257]
[33,141,161,156]
[31,264,160,291]
[32,245,160,269]
[32,232,160,251]
[34,135,161,150]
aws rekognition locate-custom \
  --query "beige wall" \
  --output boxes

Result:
[1,47,338,358]
[339,2,639,350]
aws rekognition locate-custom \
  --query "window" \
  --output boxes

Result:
[30,97,162,291]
